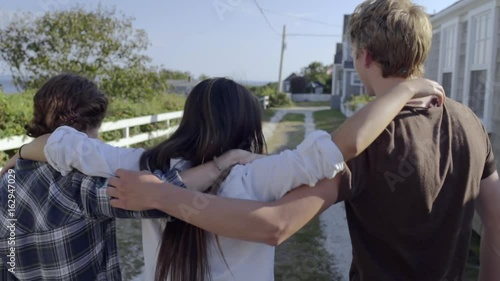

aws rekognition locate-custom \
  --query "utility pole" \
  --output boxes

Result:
[277,25,286,93]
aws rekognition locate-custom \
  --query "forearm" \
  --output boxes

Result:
[479,227,500,281]
[152,184,281,245]
[332,84,413,161]
[20,135,50,162]
[264,178,339,244]
[179,152,239,192]
[151,177,339,245]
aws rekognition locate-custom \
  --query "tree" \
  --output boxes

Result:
[301,61,333,93]
[159,69,191,81]
[198,74,210,81]
[0,6,158,100]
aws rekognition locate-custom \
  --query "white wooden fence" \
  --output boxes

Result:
[0,96,270,169]
[260,96,270,110]
[0,111,185,170]
[101,111,183,147]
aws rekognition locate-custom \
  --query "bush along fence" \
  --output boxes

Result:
[0,96,270,168]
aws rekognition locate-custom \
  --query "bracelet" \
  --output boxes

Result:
[18,144,27,160]
[213,156,224,172]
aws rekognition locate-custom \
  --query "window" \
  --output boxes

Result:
[466,11,492,119]
[442,73,452,97]
[462,3,495,131]
[439,22,458,98]
[469,70,487,118]
[471,12,491,67]
[351,73,362,86]
[441,25,456,72]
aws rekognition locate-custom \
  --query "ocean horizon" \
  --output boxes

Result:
[0,75,18,94]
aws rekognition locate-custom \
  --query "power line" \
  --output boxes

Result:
[261,9,341,28]
[252,1,341,38]
[252,0,281,35]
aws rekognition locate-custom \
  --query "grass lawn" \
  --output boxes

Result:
[262,109,277,122]
[313,109,346,132]
[281,113,306,123]
[116,219,144,280]
[267,112,341,280]
[464,232,481,280]
[295,101,331,107]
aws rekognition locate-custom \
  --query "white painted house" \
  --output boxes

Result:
[424,0,500,166]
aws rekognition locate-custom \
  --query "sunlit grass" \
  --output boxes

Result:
[262,109,277,122]
[313,109,345,133]
[270,112,341,280]
[295,101,331,107]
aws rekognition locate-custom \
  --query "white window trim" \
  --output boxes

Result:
[463,1,497,132]
[341,69,348,104]
[350,72,362,86]
[438,18,460,99]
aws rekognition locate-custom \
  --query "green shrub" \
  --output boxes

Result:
[269,92,293,108]
[249,85,293,108]
[348,94,373,111]
[0,90,36,138]
[0,90,186,166]
[100,93,185,142]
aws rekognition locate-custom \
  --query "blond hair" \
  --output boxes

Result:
[348,0,432,78]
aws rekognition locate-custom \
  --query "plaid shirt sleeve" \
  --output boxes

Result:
[80,169,186,220]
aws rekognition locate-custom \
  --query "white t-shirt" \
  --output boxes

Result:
[44,126,345,281]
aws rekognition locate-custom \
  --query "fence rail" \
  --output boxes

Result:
[0,110,185,170]
[0,96,270,167]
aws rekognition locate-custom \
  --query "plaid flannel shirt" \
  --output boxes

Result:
[0,159,184,281]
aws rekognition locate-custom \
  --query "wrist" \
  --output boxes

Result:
[404,82,423,99]
[217,150,238,170]
[18,144,27,159]
[150,182,169,210]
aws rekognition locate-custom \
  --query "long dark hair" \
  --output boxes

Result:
[139,78,266,281]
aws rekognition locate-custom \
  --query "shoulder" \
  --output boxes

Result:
[71,172,108,189]
[434,98,482,124]
[217,165,258,200]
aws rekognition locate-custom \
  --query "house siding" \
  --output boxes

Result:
[491,7,500,169]
[343,71,363,101]
[426,31,441,81]
[456,21,468,103]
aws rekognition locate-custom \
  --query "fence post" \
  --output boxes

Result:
[123,127,130,148]
[259,96,269,110]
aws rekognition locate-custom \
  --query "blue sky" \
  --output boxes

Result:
[1,0,458,82]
